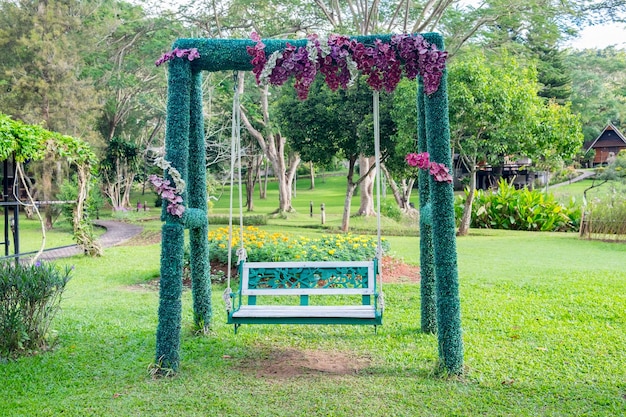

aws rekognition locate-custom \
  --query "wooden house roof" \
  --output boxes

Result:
[585,123,626,151]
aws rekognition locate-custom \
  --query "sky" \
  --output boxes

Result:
[565,22,626,50]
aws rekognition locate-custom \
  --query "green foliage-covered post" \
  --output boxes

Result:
[188,70,212,332]
[156,58,191,371]
[417,81,437,335]
[422,35,464,375]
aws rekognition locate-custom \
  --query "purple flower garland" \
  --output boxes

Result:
[148,157,187,218]
[149,175,185,217]
[155,48,200,67]
[246,32,447,99]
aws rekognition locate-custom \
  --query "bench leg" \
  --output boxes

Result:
[234,323,240,334]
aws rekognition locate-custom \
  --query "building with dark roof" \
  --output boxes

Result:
[584,123,626,165]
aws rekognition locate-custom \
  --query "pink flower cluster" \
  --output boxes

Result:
[406,152,453,183]
[247,32,447,99]
[149,174,185,217]
[248,32,267,83]
[155,48,200,67]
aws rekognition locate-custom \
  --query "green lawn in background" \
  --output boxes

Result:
[551,178,626,204]
[0,215,101,255]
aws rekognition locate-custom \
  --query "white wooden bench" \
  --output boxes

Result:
[227,260,383,331]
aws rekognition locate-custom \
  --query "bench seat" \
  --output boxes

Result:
[231,305,377,319]
[227,260,383,329]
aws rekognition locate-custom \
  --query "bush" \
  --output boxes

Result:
[549,166,579,186]
[208,215,267,226]
[0,261,72,358]
[207,226,390,264]
[455,179,581,232]
[380,200,403,222]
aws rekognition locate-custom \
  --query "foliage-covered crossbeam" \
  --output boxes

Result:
[169,33,443,73]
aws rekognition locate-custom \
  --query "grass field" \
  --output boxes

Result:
[552,178,626,205]
[1,225,625,416]
[1,176,625,415]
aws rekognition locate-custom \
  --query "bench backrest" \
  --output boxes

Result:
[239,260,377,297]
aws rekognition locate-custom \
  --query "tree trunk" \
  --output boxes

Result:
[381,163,414,210]
[342,182,358,232]
[341,157,359,232]
[309,161,315,190]
[245,154,262,212]
[245,180,255,212]
[238,78,300,213]
[357,156,376,216]
[457,168,477,236]
[260,158,268,199]
[121,164,135,209]
[42,155,55,230]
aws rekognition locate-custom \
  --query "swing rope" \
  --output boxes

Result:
[224,71,247,311]
[373,91,385,311]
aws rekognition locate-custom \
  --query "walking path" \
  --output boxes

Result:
[549,169,595,188]
[35,220,143,261]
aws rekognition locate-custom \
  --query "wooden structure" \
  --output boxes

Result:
[585,123,626,165]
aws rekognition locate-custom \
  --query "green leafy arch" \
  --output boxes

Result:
[0,113,100,255]
[156,33,463,375]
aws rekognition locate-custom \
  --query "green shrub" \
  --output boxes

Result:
[455,179,581,232]
[549,166,579,186]
[0,261,72,358]
[208,215,267,226]
[380,200,403,222]
[207,226,390,264]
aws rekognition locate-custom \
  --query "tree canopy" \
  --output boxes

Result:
[448,50,584,235]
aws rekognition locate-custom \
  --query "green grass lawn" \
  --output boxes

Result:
[1,228,625,416]
[552,178,626,205]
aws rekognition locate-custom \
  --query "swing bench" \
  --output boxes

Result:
[226,260,383,330]
[223,73,385,332]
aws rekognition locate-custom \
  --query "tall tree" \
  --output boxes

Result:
[0,0,99,227]
[530,41,573,103]
[83,1,185,210]
[182,1,308,214]
[239,78,301,213]
[567,47,626,142]
[277,77,396,231]
[0,0,98,137]
[447,50,580,236]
